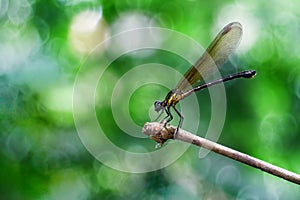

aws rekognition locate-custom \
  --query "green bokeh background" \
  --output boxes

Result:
[1,0,300,199]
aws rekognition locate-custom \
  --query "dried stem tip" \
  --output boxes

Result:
[142,122,174,145]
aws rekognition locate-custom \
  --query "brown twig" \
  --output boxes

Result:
[142,122,300,185]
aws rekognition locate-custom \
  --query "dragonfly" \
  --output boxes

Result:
[154,22,256,136]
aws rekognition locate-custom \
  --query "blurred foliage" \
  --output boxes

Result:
[1,0,300,199]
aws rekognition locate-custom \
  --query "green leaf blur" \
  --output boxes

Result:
[1,0,300,199]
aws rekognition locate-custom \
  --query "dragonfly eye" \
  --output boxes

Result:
[154,100,163,112]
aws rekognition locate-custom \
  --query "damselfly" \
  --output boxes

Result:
[154,22,256,135]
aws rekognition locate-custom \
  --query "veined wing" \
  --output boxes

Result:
[176,22,243,91]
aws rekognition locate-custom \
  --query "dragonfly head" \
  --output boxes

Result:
[154,100,164,112]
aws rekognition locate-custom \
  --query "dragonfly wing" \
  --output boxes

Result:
[176,22,243,91]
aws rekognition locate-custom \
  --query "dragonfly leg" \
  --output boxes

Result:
[163,107,173,126]
[162,109,169,120]
[172,106,184,138]
[154,109,164,121]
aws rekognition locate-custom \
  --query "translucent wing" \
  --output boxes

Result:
[176,22,243,91]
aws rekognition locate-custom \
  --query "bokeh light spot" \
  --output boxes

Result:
[44,85,73,112]
[110,12,162,58]
[69,9,110,54]
[4,129,32,161]
[216,2,260,53]
[0,0,8,19]
[47,168,90,199]
[8,0,32,25]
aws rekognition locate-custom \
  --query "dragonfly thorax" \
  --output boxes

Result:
[166,89,182,107]
[154,89,182,112]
